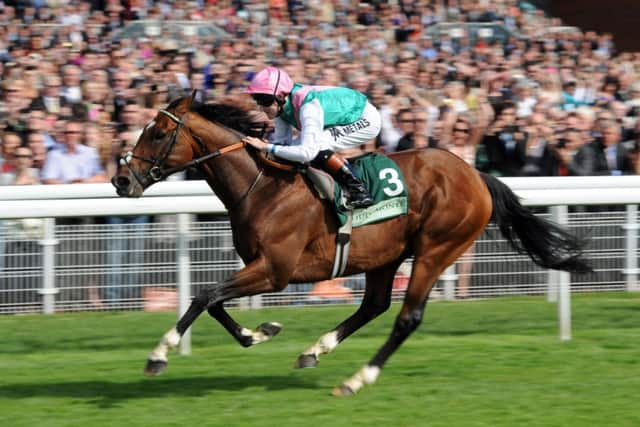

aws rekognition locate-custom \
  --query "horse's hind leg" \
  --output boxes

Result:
[332,237,476,396]
[294,262,401,369]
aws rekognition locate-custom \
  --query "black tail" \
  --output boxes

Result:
[480,173,592,274]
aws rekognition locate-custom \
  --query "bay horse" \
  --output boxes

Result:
[112,93,590,396]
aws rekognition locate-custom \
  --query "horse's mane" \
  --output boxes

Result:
[188,94,269,137]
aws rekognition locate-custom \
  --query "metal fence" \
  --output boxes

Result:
[1,208,637,315]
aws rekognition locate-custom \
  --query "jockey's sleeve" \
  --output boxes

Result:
[269,99,324,163]
[299,99,324,147]
[270,117,293,145]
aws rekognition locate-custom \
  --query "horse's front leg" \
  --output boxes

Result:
[207,302,282,347]
[144,256,284,376]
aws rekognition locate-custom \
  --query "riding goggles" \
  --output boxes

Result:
[252,93,277,107]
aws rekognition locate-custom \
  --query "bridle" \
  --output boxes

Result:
[120,109,246,187]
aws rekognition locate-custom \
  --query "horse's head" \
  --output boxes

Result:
[112,94,200,197]
[112,92,271,197]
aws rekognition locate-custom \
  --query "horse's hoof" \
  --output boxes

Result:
[257,322,282,339]
[144,359,167,376]
[331,384,355,397]
[293,354,318,369]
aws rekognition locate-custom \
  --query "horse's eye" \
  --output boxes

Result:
[155,130,166,140]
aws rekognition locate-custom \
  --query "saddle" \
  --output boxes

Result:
[259,153,347,206]
[304,166,341,204]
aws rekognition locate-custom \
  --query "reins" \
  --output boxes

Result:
[162,108,297,174]
[161,141,248,177]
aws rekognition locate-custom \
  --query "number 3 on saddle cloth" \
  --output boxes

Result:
[302,152,409,278]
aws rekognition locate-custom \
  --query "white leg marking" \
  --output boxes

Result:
[240,322,283,345]
[302,331,339,358]
[148,327,180,362]
[343,365,381,393]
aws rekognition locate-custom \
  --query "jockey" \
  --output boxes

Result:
[242,66,381,209]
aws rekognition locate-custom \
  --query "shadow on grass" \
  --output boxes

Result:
[600,304,640,312]
[0,374,319,408]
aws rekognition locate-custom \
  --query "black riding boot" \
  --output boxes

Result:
[335,166,375,209]
[312,150,374,209]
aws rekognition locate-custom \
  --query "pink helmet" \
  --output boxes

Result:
[246,66,293,98]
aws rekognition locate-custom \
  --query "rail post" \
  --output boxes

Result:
[39,218,59,314]
[441,264,457,301]
[177,213,191,355]
[624,205,639,292]
[550,205,571,341]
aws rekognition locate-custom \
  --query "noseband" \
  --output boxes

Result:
[121,109,246,186]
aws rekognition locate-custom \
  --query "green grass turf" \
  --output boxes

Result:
[0,292,638,427]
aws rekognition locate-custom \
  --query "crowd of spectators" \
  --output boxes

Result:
[1,0,639,188]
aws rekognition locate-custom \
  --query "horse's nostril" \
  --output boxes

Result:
[112,175,130,189]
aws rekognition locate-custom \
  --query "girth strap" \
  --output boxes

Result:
[331,210,353,279]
